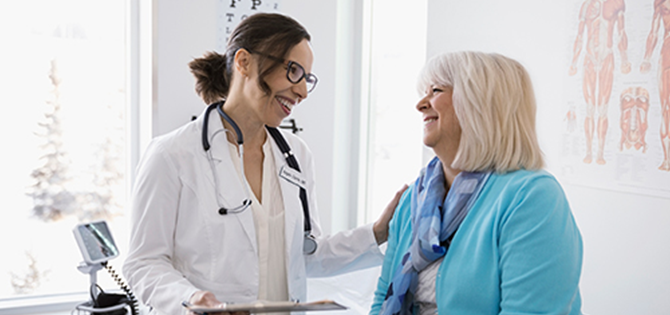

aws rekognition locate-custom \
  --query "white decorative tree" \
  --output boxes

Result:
[27,59,78,222]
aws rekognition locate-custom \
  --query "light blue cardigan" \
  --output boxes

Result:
[370,170,583,315]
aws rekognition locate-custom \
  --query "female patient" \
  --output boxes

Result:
[370,51,583,314]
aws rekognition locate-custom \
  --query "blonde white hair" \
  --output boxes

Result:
[417,51,544,172]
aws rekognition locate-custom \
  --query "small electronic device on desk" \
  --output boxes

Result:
[72,220,139,315]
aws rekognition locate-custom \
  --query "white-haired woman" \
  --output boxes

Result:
[370,51,583,315]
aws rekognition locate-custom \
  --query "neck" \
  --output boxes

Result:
[219,98,267,148]
[433,147,461,188]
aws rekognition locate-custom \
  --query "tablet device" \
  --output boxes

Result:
[182,299,347,314]
[73,220,119,264]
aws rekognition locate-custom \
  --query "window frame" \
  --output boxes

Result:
[0,0,150,313]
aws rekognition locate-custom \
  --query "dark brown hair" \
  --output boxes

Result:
[189,13,311,104]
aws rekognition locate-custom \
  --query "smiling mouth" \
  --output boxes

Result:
[424,117,437,126]
[277,97,294,114]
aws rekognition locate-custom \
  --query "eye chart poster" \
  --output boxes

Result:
[217,0,282,52]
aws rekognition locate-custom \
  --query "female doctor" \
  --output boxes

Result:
[122,13,405,315]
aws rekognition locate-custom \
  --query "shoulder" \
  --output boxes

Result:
[276,128,313,160]
[481,169,569,221]
[140,120,201,170]
[388,180,416,238]
[394,182,415,220]
[483,170,574,236]
[488,169,562,196]
[151,120,200,152]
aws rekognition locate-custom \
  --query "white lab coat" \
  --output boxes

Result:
[122,107,383,315]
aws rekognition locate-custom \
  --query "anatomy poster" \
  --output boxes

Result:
[561,0,670,198]
[216,0,282,52]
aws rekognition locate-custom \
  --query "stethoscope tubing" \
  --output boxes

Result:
[201,101,316,254]
[203,102,252,214]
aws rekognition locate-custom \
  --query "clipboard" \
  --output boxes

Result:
[182,299,347,314]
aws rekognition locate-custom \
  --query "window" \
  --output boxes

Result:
[0,0,134,308]
[359,0,428,224]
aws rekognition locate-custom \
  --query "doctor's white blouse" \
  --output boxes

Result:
[122,107,383,315]
[230,138,288,304]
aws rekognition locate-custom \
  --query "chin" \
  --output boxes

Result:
[265,118,283,128]
[423,136,437,148]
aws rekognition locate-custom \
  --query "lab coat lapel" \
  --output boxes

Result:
[200,108,258,253]
[269,134,302,259]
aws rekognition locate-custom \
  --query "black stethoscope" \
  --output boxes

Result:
[201,101,317,255]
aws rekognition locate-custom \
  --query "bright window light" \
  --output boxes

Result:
[0,0,131,301]
[359,0,428,224]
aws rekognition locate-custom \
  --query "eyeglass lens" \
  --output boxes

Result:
[287,62,317,92]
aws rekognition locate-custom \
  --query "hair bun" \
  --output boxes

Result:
[189,51,229,104]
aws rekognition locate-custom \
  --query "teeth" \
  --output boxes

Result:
[277,97,294,111]
[424,118,437,125]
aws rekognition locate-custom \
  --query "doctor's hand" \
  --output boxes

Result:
[188,290,249,315]
[373,184,408,245]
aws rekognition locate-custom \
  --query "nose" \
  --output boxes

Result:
[292,79,308,100]
[416,95,430,112]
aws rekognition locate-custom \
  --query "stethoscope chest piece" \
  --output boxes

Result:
[303,232,317,255]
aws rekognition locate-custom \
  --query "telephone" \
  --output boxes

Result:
[72,221,139,315]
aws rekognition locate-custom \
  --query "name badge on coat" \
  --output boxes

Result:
[279,166,306,189]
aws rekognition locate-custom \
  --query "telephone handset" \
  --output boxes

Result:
[73,221,139,315]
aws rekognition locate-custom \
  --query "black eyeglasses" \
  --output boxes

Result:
[245,48,318,93]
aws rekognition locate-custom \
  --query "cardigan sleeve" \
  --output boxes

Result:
[498,174,583,315]
[370,185,414,315]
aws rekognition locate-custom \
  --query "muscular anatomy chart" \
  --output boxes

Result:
[568,0,631,165]
[640,0,670,171]
[619,86,650,152]
[562,0,670,198]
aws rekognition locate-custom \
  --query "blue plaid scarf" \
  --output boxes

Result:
[379,157,491,315]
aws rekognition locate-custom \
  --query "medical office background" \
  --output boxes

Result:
[0,0,669,314]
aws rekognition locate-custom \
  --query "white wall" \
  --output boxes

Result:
[152,1,670,314]
[425,1,670,314]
